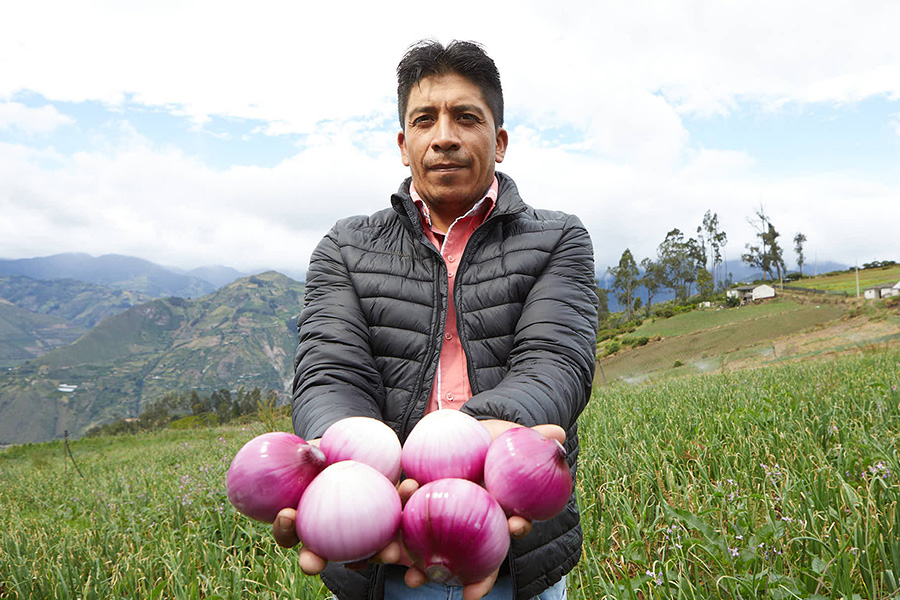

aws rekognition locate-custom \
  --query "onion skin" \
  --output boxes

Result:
[295,460,402,563]
[401,478,510,586]
[319,416,403,484]
[401,410,492,484]
[483,427,573,522]
[225,432,326,523]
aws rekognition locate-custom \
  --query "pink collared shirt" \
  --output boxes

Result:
[411,177,498,414]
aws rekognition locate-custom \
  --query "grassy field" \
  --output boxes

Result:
[2,349,899,598]
[600,300,850,384]
[786,265,900,295]
[574,348,900,599]
[0,424,329,600]
[632,300,841,339]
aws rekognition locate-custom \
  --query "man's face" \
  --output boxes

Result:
[398,73,508,211]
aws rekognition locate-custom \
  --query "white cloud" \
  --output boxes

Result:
[4,1,900,136]
[1,0,899,276]
[0,102,74,135]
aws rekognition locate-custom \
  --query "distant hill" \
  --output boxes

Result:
[0,275,154,367]
[0,275,153,329]
[0,271,305,444]
[596,289,899,386]
[0,300,87,368]
[184,265,247,288]
[0,253,217,298]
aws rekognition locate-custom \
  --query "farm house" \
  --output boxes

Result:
[865,282,900,299]
[727,284,776,302]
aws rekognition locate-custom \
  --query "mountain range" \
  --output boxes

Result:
[0,251,852,445]
[0,270,304,445]
[0,253,237,298]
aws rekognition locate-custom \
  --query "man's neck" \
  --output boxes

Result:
[410,177,498,233]
[425,201,478,233]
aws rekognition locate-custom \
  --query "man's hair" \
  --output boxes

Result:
[397,39,504,130]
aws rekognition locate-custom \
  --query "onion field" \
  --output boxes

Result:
[2,349,898,599]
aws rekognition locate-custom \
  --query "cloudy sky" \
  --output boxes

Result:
[1,1,898,281]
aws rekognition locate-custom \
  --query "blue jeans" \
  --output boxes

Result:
[383,568,567,600]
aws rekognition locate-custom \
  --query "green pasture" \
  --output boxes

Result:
[786,265,900,295]
[601,301,847,384]
[2,349,899,599]
[633,300,838,339]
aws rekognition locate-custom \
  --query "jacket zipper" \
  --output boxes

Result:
[399,236,446,440]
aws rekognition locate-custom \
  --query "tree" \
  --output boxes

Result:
[697,210,728,290]
[212,388,233,423]
[658,229,705,303]
[639,257,666,316]
[608,249,640,322]
[192,392,211,416]
[793,232,807,277]
[762,223,786,282]
[696,266,714,300]
[742,206,785,281]
[595,285,610,326]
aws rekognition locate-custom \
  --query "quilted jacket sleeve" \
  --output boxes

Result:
[291,226,386,440]
[461,215,598,432]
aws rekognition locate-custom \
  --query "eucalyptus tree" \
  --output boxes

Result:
[697,210,728,289]
[658,229,705,303]
[793,232,807,277]
[608,249,640,322]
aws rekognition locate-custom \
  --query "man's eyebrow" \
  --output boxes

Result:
[407,104,487,118]
[453,104,487,116]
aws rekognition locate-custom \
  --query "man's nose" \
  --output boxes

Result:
[432,114,461,151]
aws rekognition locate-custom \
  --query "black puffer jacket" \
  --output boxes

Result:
[292,172,598,600]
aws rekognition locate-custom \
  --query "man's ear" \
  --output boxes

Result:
[495,128,509,163]
[398,131,410,167]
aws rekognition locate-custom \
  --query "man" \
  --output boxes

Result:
[273,40,598,600]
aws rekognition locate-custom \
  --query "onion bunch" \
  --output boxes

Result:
[224,411,573,586]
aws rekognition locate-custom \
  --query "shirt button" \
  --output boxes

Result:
[445,333,453,341]
[447,255,455,262]
[446,393,454,401]
[448,271,454,278]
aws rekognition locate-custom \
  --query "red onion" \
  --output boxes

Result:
[401,478,510,585]
[401,410,492,484]
[319,416,403,484]
[295,460,402,563]
[483,427,572,521]
[225,432,326,523]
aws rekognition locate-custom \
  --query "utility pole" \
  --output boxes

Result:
[856,260,860,298]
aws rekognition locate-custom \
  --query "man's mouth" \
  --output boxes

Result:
[429,162,466,172]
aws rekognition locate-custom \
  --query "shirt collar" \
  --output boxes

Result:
[411,176,498,232]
